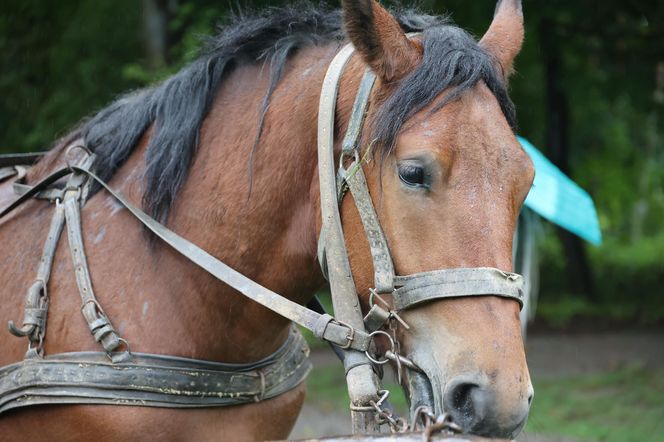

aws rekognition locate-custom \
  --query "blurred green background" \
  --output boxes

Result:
[1,1,662,440]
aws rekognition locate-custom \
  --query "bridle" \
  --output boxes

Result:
[0,41,524,435]
[315,42,525,433]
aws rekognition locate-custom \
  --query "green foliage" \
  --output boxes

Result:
[538,230,664,326]
[0,1,144,151]
[305,361,664,441]
[305,360,409,414]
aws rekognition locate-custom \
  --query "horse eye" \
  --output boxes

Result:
[398,164,425,187]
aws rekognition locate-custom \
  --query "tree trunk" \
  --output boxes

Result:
[142,0,178,69]
[541,18,597,302]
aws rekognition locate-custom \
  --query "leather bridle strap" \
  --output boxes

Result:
[393,267,524,311]
[316,43,383,433]
[68,166,372,352]
[320,64,526,314]
[0,165,372,353]
[336,70,396,294]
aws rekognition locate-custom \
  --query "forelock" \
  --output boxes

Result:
[372,24,517,160]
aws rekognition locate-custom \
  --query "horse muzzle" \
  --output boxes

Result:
[405,340,534,439]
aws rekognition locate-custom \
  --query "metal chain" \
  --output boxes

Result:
[369,390,409,433]
[369,394,463,437]
[412,406,463,441]
[364,290,463,438]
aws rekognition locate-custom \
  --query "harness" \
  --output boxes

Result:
[0,42,524,434]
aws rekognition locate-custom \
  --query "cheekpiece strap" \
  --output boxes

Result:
[343,165,395,293]
[337,69,395,294]
[393,267,525,311]
[341,71,377,155]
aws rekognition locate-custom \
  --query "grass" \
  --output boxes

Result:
[305,364,409,414]
[304,363,664,441]
[525,365,664,442]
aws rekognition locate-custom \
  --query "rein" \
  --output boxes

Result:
[0,42,524,435]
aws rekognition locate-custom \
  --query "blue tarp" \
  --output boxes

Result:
[518,136,602,245]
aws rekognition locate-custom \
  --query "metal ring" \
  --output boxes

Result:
[105,337,132,361]
[364,330,395,365]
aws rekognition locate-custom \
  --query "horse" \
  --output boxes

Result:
[0,0,534,440]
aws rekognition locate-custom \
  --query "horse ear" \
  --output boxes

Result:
[479,0,524,81]
[341,0,421,82]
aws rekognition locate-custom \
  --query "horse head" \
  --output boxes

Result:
[336,0,534,437]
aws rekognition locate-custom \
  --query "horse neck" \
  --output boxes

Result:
[147,44,361,362]
[16,44,362,364]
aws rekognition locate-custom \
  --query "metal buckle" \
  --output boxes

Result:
[335,319,356,350]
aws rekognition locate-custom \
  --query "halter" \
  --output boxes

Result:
[0,42,523,435]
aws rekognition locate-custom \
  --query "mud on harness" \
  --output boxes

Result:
[0,328,309,414]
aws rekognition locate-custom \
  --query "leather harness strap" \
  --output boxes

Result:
[0,327,310,414]
[0,152,45,168]
[62,166,131,363]
[0,163,372,354]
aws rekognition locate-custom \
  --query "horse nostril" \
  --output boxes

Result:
[444,380,487,429]
[452,383,475,416]
[443,376,533,438]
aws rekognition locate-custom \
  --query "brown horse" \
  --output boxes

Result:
[0,0,534,440]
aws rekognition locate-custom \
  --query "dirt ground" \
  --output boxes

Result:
[289,331,664,441]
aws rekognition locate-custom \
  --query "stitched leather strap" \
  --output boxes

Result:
[343,163,395,293]
[317,44,382,432]
[0,167,71,218]
[69,166,372,353]
[393,267,525,311]
[0,164,372,353]
[13,182,65,201]
[0,327,311,414]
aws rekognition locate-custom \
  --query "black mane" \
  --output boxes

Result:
[69,3,515,223]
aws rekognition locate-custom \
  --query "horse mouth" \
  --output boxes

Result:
[402,357,531,439]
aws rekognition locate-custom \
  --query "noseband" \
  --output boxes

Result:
[0,42,524,434]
